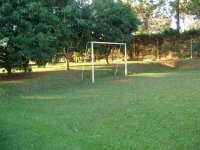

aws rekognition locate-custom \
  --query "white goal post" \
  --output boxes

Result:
[88,41,128,83]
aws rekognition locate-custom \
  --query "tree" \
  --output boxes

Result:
[146,0,177,31]
[172,0,200,31]
[157,0,191,31]
[194,38,200,56]
[149,13,171,34]
[176,0,180,30]
[0,37,9,63]
[0,0,60,78]
[90,0,140,63]
[54,0,91,70]
[131,0,171,34]
[183,0,200,29]
[132,1,155,34]
[185,0,200,18]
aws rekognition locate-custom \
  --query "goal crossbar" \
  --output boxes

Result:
[88,41,127,83]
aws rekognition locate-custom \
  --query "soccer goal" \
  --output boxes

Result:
[85,41,127,83]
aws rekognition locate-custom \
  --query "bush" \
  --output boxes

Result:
[194,39,200,56]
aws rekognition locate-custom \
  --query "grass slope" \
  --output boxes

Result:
[1,60,200,149]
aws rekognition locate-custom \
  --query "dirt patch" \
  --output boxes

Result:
[84,71,107,76]
[109,79,132,83]
[164,59,179,67]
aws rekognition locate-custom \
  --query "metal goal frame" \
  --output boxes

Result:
[88,41,127,83]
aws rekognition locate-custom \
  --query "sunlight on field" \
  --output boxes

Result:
[1,59,199,76]
[130,72,173,78]
[0,60,126,73]
[21,95,63,100]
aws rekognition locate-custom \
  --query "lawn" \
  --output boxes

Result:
[1,60,200,150]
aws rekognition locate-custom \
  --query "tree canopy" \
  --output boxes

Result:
[0,37,9,62]
[0,0,140,73]
[91,0,139,43]
[88,0,140,63]
[55,0,92,70]
[7,0,200,76]
[0,0,60,77]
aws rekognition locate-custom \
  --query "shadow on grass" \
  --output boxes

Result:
[1,59,200,82]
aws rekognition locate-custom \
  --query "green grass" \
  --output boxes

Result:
[1,61,200,150]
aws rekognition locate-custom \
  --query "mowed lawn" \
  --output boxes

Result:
[1,60,200,150]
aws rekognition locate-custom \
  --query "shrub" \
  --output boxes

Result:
[194,39,200,56]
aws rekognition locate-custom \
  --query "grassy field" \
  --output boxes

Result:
[1,60,200,149]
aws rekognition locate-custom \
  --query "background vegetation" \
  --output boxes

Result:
[0,0,139,77]
[1,0,200,77]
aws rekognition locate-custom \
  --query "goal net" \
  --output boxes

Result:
[84,41,128,83]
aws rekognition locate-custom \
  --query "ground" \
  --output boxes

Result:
[0,59,199,82]
[0,71,66,81]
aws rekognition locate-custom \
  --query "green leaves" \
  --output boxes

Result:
[184,0,200,18]
[0,0,60,76]
[0,37,8,63]
[194,38,200,55]
[91,0,139,43]
[163,28,180,39]
[0,38,9,46]
[0,2,13,15]
[0,0,141,75]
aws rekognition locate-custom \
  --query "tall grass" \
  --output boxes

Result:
[1,61,200,149]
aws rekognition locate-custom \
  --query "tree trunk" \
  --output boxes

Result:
[66,58,70,70]
[176,0,180,30]
[7,66,12,78]
[104,47,112,64]
[105,54,109,64]
[65,50,73,70]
